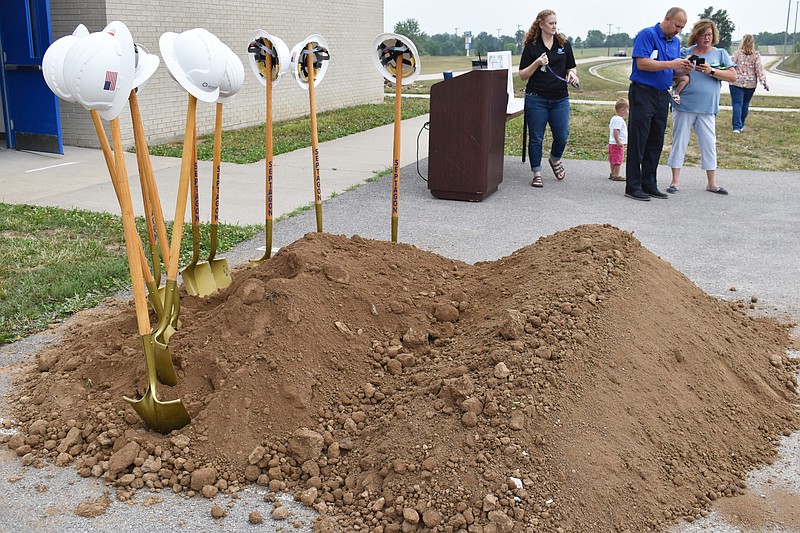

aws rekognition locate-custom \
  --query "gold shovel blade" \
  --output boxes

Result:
[191,260,218,297]
[210,257,231,290]
[123,334,190,434]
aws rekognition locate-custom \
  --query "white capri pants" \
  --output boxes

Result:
[667,110,717,171]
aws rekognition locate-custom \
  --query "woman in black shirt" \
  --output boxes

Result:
[518,9,578,187]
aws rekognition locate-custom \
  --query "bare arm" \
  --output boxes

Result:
[696,63,737,82]
[519,52,548,81]
[636,57,692,72]
[613,129,622,145]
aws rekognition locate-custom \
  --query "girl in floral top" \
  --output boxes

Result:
[729,34,769,133]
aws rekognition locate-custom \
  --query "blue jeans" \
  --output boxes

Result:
[729,85,755,131]
[524,93,570,173]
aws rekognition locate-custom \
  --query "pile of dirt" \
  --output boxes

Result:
[3,224,798,532]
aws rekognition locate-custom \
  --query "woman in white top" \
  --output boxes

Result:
[729,34,769,133]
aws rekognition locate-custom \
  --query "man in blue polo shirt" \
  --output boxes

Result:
[625,7,693,201]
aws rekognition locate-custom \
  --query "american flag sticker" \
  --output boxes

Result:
[103,71,118,91]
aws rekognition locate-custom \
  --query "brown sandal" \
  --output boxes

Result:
[549,158,565,180]
[531,175,543,188]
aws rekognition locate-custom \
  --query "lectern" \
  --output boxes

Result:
[428,69,508,201]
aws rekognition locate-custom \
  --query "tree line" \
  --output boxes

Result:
[394,6,800,56]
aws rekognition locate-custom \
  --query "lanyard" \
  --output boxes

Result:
[542,64,578,88]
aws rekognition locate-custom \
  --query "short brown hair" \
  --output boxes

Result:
[615,98,629,111]
[688,19,719,46]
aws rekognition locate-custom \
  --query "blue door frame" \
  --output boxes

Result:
[0,0,63,153]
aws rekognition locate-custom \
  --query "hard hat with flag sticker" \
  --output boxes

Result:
[371,32,420,85]
[247,30,291,87]
[159,28,226,103]
[42,24,89,102]
[217,45,245,103]
[132,42,160,94]
[289,34,330,89]
[63,21,136,121]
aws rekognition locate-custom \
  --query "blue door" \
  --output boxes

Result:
[0,0,62,153]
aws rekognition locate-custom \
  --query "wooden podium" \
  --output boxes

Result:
[428,69,508,201]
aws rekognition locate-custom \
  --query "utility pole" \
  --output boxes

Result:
[784,0,792,60]
[794,1,799,51]
[455,27,458,37]
[607,23,612,56]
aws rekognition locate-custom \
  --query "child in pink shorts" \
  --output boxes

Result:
[608,98,628,181]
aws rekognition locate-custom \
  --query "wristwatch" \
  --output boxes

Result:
[710,68,716,77]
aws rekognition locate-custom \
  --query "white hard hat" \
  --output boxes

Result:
[159,28,226,103]
[217,45,245,103]
[63,21,136,121]
[42,24,89,102]
[371,33,421,85]
[132,42,160,94]
[247,30,291,87]
[289,34,330,90]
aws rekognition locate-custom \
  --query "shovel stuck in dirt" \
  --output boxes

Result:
[251,48,275,267]
[181,129,217,297]
[154,95,200,385]
[107,118,189,433]
[203,103,232,289]
[305,43,324,233]
[390,51,404,243]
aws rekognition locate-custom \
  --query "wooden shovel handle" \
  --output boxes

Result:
[211,102,222,227]
[265,51,274,226]
[91,109,156,285]
[306,44,322,232]
[129,91,172,273]
[167,95,198,280]
[391,52,404,243]
[111,118,150,336]
[130,93,159,268]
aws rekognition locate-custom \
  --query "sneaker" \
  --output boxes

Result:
[644,189,669,199]
[625,191,651,201]
[733,129,741,133]
[666,185,679,194]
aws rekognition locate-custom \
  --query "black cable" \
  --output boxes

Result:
[416,121,430,182]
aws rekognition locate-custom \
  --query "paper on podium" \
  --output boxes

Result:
[487,50,522,117]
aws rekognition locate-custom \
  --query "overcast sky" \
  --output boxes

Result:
[385,1,799,41]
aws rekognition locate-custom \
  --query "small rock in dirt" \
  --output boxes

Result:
[288,429,325,463]
[272,505,290,520]
[190,467,218,491]
[499,309,526,340]
[434,303,460,323]
[249,511,263,524]
[237,279,266,304]
[108,441,140,476]
[211,504,226,519]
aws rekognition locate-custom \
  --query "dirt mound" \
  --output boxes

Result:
[4,224,798,532]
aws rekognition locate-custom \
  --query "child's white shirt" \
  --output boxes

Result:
[608,115,628,144]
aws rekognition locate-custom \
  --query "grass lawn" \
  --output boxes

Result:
[780,53,800,74]
[0,204,260,345]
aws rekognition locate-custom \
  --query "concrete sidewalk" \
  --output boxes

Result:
[0,114,430,226]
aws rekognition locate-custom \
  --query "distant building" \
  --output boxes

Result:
[0,0,384,152]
